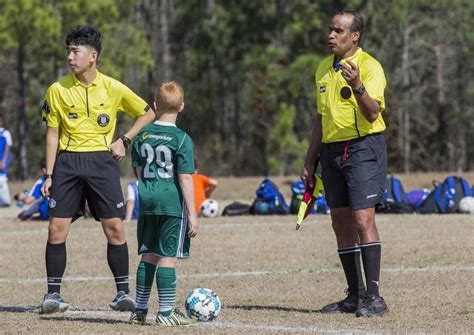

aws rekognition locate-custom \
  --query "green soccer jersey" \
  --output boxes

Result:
[131,121,195,217]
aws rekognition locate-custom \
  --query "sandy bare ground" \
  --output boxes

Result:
[1,190,473,335]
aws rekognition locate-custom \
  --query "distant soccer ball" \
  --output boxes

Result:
[185,288,221,322]
[459,196,474,214]
[200,199,219,218]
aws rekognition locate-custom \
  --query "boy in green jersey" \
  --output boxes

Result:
[129,81,199,326]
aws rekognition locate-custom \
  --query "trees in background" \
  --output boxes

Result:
[0,0,472,179]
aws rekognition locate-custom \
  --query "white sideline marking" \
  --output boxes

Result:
[1,217,392,235]
[0,223,293,235]
[1,264,472,284]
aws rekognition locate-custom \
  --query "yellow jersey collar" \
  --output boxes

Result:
[343,47,362,63]
[72,70,101,87]
[331,47,363,69]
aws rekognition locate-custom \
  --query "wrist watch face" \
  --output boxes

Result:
[121,136,131,148]
[356,85,365,94]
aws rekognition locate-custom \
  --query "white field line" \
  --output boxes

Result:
[1,264,472,284]
[0,223,295,236]
[0,217,391,236]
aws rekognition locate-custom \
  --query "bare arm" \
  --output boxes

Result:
[204,178,218,198]
[341,60,381,123]
[0,144,9,170]
[41,127,59,197]
[178,173,199,238]
[124,199,135,222]
[301,113,323,188]
[110,109,156,160]
[16,193,37,205]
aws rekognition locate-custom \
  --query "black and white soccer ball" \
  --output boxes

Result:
[459,196,474,214]
[200,199,219,218]
[185,288,221,322]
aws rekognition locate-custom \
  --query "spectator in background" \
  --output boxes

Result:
[0,115,12,207]
[15,158,49,221]
[193,158,218,215]
[124,179,139,222]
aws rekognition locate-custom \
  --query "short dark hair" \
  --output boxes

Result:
[335,10,364,42]
[40,158,46,169]
[66,25,102,55]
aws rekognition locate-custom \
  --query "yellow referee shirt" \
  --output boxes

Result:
[42,70,149,152]
[315,48,386,143]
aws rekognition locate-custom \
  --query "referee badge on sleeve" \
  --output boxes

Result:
[42,100,50,114]
[97,113,110,127]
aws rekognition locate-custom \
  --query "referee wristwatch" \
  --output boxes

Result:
[121,135,131,149]
[354,84,366,95]
[43,173,53,180]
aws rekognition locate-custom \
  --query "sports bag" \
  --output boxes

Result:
[377,175,414,213]
[406,189,431,209]
[222,202,251,216]
[290,180,306,214]
[250,178,289,215]
[417,176,472,214]
[384,175,406,203]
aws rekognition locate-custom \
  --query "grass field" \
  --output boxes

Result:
[1,175,473,334]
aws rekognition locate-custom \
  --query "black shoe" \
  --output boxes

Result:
[129,310,147,325]
[355,295,389,317]
[320,289,364,314]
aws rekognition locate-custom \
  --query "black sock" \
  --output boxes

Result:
[45,242,67,294]
[107,243,130,294]
[338,246,365,296]
[360,242,382,297]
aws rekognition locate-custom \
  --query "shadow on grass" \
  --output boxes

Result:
[0,305,39,313]
[0,305,133,325]
[39,316,128,325]
[226,304,321,313]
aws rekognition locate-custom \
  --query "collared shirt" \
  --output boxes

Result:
[42,70,149,152]
[315,48,387,143]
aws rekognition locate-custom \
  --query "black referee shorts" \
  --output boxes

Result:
[48,151,125,221]
[320,133,387,210]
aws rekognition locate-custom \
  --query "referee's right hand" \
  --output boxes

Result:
[301,165,315,189]
[41,178,52,198]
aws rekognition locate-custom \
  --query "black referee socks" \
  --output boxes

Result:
[360,242,382,297]
[107,242,130,294]
[46,242,67,294]
[338,246,366,296]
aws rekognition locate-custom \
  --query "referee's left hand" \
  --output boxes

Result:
[110,139,126,161]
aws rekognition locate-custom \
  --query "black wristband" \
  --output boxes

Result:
[43,173,52,180]
[121,135,131,149]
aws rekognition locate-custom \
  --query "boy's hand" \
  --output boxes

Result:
[188,216,199,238]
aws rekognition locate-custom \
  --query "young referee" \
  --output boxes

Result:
[40,25,155,314]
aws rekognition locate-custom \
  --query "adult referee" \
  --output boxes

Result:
[40,25,155,314]
[302,10,388,317]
